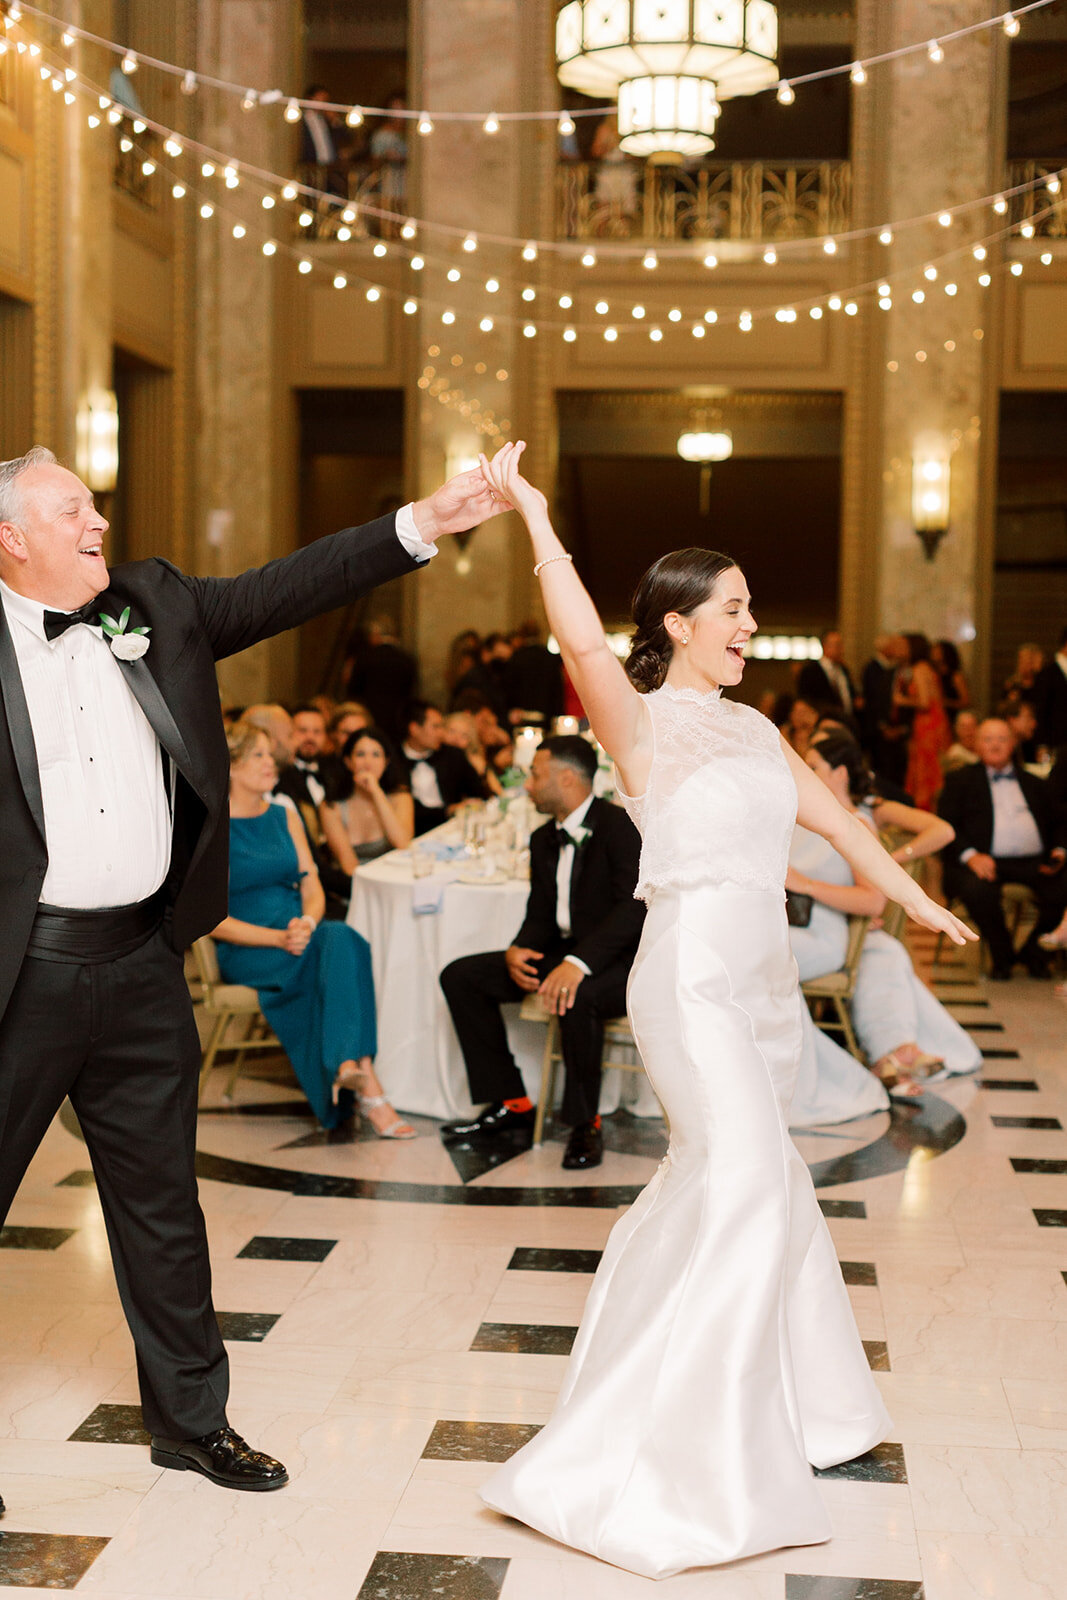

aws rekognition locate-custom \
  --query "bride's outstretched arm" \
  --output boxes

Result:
[780,737,976,946]
[481,443,652,788]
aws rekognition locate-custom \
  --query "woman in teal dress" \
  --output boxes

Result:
[212,722,414,1137]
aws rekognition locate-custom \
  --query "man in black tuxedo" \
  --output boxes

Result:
[399,699,485,833]
[0,445,498,1507]
[860,632,908,786]
[1032,624,1067,751]
[939,717,1067,979]
[798,628,857,719]
[439,737,645,1171]
[274,704,350,918]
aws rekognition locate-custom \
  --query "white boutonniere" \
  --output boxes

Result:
[99,604,151,661]
[571,824,593,849]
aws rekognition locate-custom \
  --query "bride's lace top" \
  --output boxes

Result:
[616,684,798,902]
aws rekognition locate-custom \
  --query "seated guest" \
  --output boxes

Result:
[439,736,645,1171]
[319,726,415,873]
[327,700,372,758]
[1000,695,1040,766]
[400,699,486,834]
[243,702,293,769]
[451,689,511,758]
[443,712,503,796]
[939,717,1067,979]
[794,733,980,1101]
[941,709,981,775]
[276,704,331,813]
[213,723,413,1138]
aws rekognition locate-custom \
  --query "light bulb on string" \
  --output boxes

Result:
[973,244,987,260]
[232,223,246,239]
[61,28,75,46]
[775,307,796,322]
[98,95,111,109]
[347,106,363,128]
[341,208,356,223]
[180,70,196,95]
[224,166,239,188]
[844,301,858,316]
[410,255,424,270]
[200,203,214,219]
[563,326,577,342]
[762,248,777,264]
[1020,221,1035,238]
[1010,261,1023,275]
[993,195,1007,214]
[132,119,145,133]
[120,51,137,74]
[366,286,381,302]
[823,237,837,255]
[668,307,682,322]
[1003,12,1020,37]
[299,259,312,274]
[480,316,494,332]
[945,282,958,295]
[924,264,938,280]
[119,134,132,151]
[401,219,417,240]
[141,159,156,175]
[483,113,499,134]
[284,99,301,123]
[979,272,991,285]
[810,306,824,319]
[692,322,705,337]
[403,298,417,313]
[643,249,658,269]
[522,287,536,301]
[558,111,576,137]
[241,90,257,111]
[878,282,891,296]
[370,241,385,257]
[1048,174,1062,195]
[604,326,618,342]
[333,274,347,289]
[442,309,455,324]
[87,113,99,127]
[172,182,186,198]
[595,299,609,314]
[828,296,842,311]
[704,309,718,324]
[849,62,866,85]
[6,4,21,21]
[631,304,645,319]
[928,40,944,62]
[463,234,477,252]
[262,241,276,256]
[739,310,753,331]
[581,250,596,267]
[649,327,663,342]
[106,107,122,124]
[776,82,795,105]
[912,288,925,302]
[261,194,275,209]
[522,241,538,262]
[703,251,718,269]
[878,296,892,309]
[164,137,183,157]
[558,294,573,309]
[485,277,499,292]
[282,183,298,201]
[447,268,461,282]
[64,66,75,81]
[879,228,893,245]
[418,113,434,135]
[298,210,313,227]
[1042,250,1053,264]
[938,211,953,227]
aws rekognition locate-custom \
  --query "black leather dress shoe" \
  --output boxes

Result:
[562,1120,603,1170]
[440,1102,535,1143]
[150,1426,288,1491]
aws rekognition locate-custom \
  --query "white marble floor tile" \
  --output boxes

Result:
[483,1270,593,1325]
[906,1444,1067,1536]
[500,1556,783,1597]
[877,1261,1067,1322]
[1001,1377,1067,1449]
[0,1363,130,1442]
[266,1287,495,1353]
[331,1348,566,1422]
[736,1482,921,1580]
[309,1237,512,1296]
[918,1530,1067,1600]
[873,1373,1019,1447]
[882,1309,1067,1380]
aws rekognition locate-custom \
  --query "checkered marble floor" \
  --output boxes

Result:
[1,939,1065,1599]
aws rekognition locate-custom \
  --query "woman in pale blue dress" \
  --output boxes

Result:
[212,723,413,1138]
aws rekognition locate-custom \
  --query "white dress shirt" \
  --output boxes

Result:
[821,658,852,713]
[2,511,436,911]
[986,766,1044,859]
[304,108,336,164]
[555,794,595,975]
[402,744,445,810]
[0,579,171,908]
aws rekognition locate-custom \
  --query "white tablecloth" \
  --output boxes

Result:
[347,847,548,1119]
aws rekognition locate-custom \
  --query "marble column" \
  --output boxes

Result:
[194,0,299,706]
[407,0,556,702]
[845,0,1004,694]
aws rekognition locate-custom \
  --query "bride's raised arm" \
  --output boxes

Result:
[481,442,653,793]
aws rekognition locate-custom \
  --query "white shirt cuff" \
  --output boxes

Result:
[565,955,592,977]
[959,847,977,863]
[395,502,438,563]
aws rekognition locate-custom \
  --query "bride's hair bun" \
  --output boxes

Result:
[625,548,737,692]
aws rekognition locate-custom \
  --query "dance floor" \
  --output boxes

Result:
[1,939,1066,1598]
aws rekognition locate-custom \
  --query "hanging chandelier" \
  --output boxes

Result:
[556,0,780,161]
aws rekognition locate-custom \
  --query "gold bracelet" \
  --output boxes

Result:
[533,553,574,577]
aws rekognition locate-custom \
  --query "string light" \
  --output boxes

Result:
[739,310,753,331]
[298,258,312,274]
[447,268,461,282]
[703,252,718,269]
[522,241,538,262]
[523,323,536,337]
[232,223,246,239]
[284,99,301,123]
[417,113,434,135]
[993,195,1008,214]
[668,307,682,322]
[604,327,618,342]
[224,165,239,188]
[373,241,387,257]
[485,277,499,292]
[973,244,987,260]
[850,62,867,85]
[341,207,356,223]
[401,219,417,240]
[563,326,577,342]
[7,5,23,22]
[1041,249,1053,264]
[643,249,658,269]
[1003,11,1021,36]
[442,308,455,323]
[403,298,417,313]
[261,194,275,208]
[878,282,891,296]
[262,240,276,256]
[1010,260,1023,275]
[879,228,893,245]
[333,273,347,289]
[200,202,214,219]
[776,82,795,105]
[410,256,424,271]
[912,288,925,302]
[164,136,183,157]
[120,50,137,74]
[462,233,478,253]
[945,281,958,295]
[347,106,363,128]
[141,158,156,175]
[810,306,823,319]
[595,299,609,314]
[298,210,313,227]
[558,294,573,309]
[878,296,892,310]
[704,309,718,324]
[1019,221,1035,237]
[61,27,74,46]
[483,113,499,134]
[928,40,944,62]
[479,316,494,331]
[1048,174,1062,195]
[828,296,842,311]
[558,112,576,137]
[281,182,298,200]
[242,91,257,112]
[979,272,991,285]
[581,250,597,267]
[180,70,196,95]
[823,238,837,255]
[924,264,938,280]
[938,210,953,227]
[691,322,705,337]
[631,304,645,319]
[521,287,536,301]
[366,286,381,301]
[649,327,663,341]
[172,182,186,198]
[763,248,777,265]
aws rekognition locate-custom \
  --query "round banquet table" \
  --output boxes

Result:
[346,845,548,1120]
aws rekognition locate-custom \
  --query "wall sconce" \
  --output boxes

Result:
[445,446,481,574]
[677,427,732,515]
[911,434,951,561]
[76,389,120,493]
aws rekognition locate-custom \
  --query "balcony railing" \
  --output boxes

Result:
[1007,161,1067,239]
[557,157,851,243]
[295,161,407,238]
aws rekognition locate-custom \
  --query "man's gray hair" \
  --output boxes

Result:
[0,446,58,526]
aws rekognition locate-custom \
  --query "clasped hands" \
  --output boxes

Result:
[966,849,1066,883]
[277,916,315,955]
[411,441,538,542]
[506,945,586,1015]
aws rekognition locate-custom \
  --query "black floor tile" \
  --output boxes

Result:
[216,1311,280,1341]
[444,1135,532,1185]
[1061,1271,1067,1289]
[819,1199,867,1219]
[422,1420,542,1462]
[0,1225,76,1250]
[786,1579,923,1599]
[981,1049,1021,1060]
[1034,1209,1067,1228]
[840,1261,878,1287]
[0,1531,109,1590]
[1011,1158,1067,1174]
[964,1022,1005,1032]
[68,1403,149,1445]
[56,1170,96,1187]
[507,1247,603,1274]
[814,1441,907,1484]
[981,1079,1040,1091]
[356,1553,510,1600]
[863,1340,890,1371]
[992,1116,1062,1129]
[235,1235,336,1262]
[471,1321,577,1356]
[942,998,989,1007]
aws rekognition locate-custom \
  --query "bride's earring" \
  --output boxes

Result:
[681,633,690,645]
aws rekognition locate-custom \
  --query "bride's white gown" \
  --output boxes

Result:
[481,684,890,1580]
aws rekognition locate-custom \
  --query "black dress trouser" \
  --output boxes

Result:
[440,945,632,1127]
[0,929,229,1439]
[943,855,1067,970]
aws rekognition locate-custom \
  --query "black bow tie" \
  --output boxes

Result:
[990,769,1016,783]
[556,826,575,847]
[42,601,99,642]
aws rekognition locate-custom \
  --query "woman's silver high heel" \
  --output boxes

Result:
[359,1093,417,1140]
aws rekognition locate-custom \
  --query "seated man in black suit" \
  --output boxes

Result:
[939,717,1067,979]
[399,699,486,833]
[439,736,645,1170]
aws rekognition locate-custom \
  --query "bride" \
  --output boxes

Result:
[476,443,975,1581]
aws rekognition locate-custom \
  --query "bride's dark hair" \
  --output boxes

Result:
[625,547,738,693]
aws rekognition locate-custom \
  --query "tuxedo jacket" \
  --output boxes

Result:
[1032,660,1067,751]
[797,658,856,714]
[400,744,486,834]
[0,512,419,1022]
[937,760,1067,869]
[513,797,645,976]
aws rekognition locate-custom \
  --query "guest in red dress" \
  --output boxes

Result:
[896,632,951,811]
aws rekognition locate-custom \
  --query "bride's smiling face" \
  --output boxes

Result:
[664,566,756,688]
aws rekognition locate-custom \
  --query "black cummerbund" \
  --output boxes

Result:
[27,889,167,965]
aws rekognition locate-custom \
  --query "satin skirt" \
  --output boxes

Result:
[481,886,890,1580]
